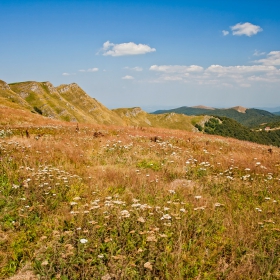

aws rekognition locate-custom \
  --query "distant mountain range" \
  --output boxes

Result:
[153,105,280,128]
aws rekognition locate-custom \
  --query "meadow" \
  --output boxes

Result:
[0,119,280,279]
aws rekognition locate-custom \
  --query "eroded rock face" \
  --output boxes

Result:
[0,80,11,91]
[19,92,29,99]
[44,81,57,94]
[30,83,39,92]
[57,84,71,93]
[125,107,143,117]
[57,83,80,94]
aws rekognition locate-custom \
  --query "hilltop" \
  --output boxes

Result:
[153,105,280,128]
[113,107,207,132]
[5,80,124,126]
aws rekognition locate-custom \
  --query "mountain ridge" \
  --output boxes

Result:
[0,79,203,133]
[153,105,280,127]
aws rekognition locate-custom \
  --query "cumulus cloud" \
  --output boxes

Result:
[62,72,75,76]
[150,65,203,73]
[101,41,156,56]
[255,51,280,66]
[148,55,280,87]
[79,68,99,72]
[206,65,277,74]
[222,30,229,36]
[231,22,262,37]
[122,75,134,80]
[253,50,266,56]
[124,66,143,71]
[163,76,183,81]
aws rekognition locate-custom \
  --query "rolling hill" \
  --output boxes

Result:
[7,80,124,125]
[153,105,280,128]
[113,107,207,131]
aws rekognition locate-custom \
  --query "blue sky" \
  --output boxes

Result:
[1,0,280,111]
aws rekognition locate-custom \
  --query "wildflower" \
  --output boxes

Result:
[214,203,224,207]
[147,235,157,242]
[168,189,175,194]
[80,238,88,244]
[137,217,145,223]
[194,195,202,200]
[194,206,205,211]
[144,262,153,271]
[98,254,104,259]
[160,214,172,220]
[41,260,48,266]
[131,203,141,208]
[120,210,130,218]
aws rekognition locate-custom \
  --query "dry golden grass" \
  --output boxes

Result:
[1,110,280,279]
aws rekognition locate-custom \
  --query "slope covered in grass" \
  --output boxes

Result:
[1,116,280,279]
[113,107,206,131]
[8,81,124,126]
[153,106,280,128]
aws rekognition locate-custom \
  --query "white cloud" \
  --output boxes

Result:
[231,22,262,37]
[79,68,99,72]
[124,66,143,71]
[222,30,229,36]
[150,65,203,73]
[253,50,266,56]
[101,41,156,56]
[122,75,134,80]
[206,65,277,74]
[62,72,75,76]
[163,76,183,81]
[255,51,280,66]
[149,57,280,86]
[88,68,99,72]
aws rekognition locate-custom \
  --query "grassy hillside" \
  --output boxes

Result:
[153,106,280,128]
[1,116,280,279]
[0,80,33,111]
[113,107,206,131]
[6,81,124,126]
[200,116,280,147]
